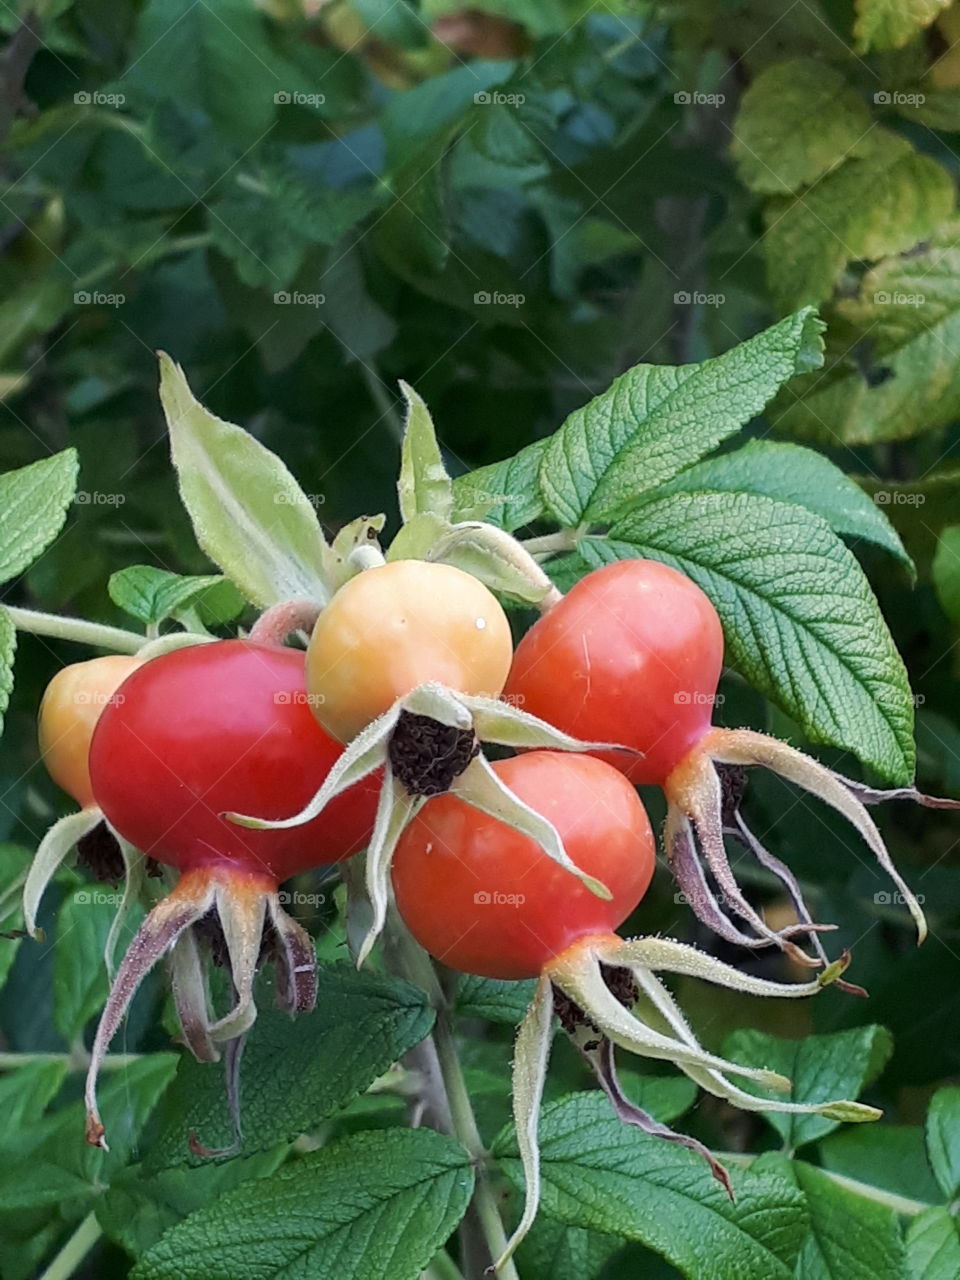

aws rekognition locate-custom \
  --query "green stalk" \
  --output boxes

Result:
[38,1212,101,1280]
[382,913,520,1280]
[6,606,143,653]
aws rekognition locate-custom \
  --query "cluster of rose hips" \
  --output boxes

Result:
[34,552,949,1265]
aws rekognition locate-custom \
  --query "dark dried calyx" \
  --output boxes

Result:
[388,710,479,796]
[76,821,126,884]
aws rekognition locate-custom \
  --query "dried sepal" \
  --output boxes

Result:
[103,833,147,979]
[357,769,425,968]
[495,974,555,1271]
[838,777,960,810]
[705,727,928,942]
[450,754,612,901]
[168,929,218,1063]
[85,868,218,1148]
[265,894,318,1016]
[545,943,788,1088]
[22,807,103,940]
[207,874,271,1043]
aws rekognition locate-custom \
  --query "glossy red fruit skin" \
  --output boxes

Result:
[503,559,724,786]
[392,752,655,980]
[89,640,378,880]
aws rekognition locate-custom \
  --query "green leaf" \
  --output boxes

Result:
[662,441,912,571]
[54,887,136,1041]
[758,1155,908,1280]
[539,308,825,526]
[0,448,78,586]
[776,222,960,444]
[108,566,244,628]
[721,1027,893,1151]
[98,1150,288,1260]
[128,0,282,145]
[925,1087,960,1199]
[0,1061,69,1154]
[732,60,873,195]
[587,490,916,782]
[615,1074,699,1126]
[133,1129,474,1280]
[397,382,453,524]
[820,1126,942,1206]
[159,353,338,608]
[932,529,960,621]
[906,1208,960,1280]
[517,1217,622,1280]
[854,0,950,51]
[493,1094,809,1280]
[452,437,550,529]
[145,965,433,1169]
[454,973,539,1023]
[764,134,953,310]
[0,607,15,740]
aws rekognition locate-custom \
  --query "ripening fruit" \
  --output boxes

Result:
[504,558,936,965]
[89,639,378,878]
[83,639,380,1150]
[305,560,513,742]
[392,751,655,980]
[38,655,143,808]
[504,558,722,785]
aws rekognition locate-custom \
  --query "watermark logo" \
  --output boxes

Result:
[874,91,925,107]
[874,890,925,905]
[277,890,326,907]
[873,491,925,506]
[473,890,526,906]
[273,491,325,506]
[874,290,925,307]
[73,690,125,707]
[75,491,125,506]
[274,91,326,107]
[74,90,125,107]
[74,290,125,308]
[274,291,325,307]
[473,290,525,308]
[274,690,325,706]
[674,91,725,107]
[474,91,526,106]
[74,890,123,906]
[674,290,725,307]
[674,690,725,706]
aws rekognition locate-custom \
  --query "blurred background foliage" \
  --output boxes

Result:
[1,1,960,1276]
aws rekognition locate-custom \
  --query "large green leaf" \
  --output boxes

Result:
[854,0,950,51]
[775,222,960,444]
[53,888,123,1041]
[493,1094,809,1280]
[925,1087,960,1200]
[517,1217,622,1280]
[452,437,550,529]
[538,308,824,526]
[757,1154,908,1280]
[906,1208,960,1280]
[159,354,337,608]
[721,1026,893,1151]
[583,490,916,782]
[662,441,911,570]
[732,60,873,195]
[764,134,953,310]
[145,965,433,1169]
[133,1129,473,1280]
[0,448,78,586]
[932,529,960,622]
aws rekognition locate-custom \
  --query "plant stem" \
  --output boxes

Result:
[39,1212,101,1280]
[383,913,519,1280]
[520,530,580,557]
[0,1051,143,1072]
[5,606,144,653]
[423,1249,467,1280]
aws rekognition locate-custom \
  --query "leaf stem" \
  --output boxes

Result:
[423,1249,467,1280]
[717,1151,933,1216]
[38,1211,101,1280]
[5,606,144,653]
[382,914,520,1280]
[520,530,581,557]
